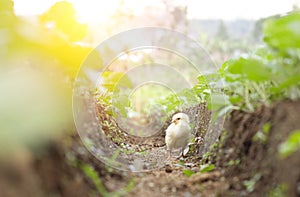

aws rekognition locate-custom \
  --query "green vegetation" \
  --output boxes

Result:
[80,163,136,197]
[243,174,261,193]
[252,123,271,144]
[278,130,300,158]
[268,184,288,197]
[199,164,215,173]
[101,12,300,120]
[217,12,300,112]
[183,169,194,177]
[2,0,300,195]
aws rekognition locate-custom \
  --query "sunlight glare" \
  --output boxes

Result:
[70,0,120,24]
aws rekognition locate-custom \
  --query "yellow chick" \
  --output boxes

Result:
[165,113,191,159]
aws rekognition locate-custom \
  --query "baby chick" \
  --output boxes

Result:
[165,113,191,159]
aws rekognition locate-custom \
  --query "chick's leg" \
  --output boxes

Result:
[167,149,172,160]
[181,148,185,157]
[179,147,185,159]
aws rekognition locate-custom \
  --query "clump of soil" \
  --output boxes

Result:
[215,100,300,196]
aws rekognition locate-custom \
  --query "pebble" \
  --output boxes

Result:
[184,163,194,167]
[161,186,168,193]
[148,182,155,187]
[165,165,173,173]
[171,186,177,192]
[191,167,199,172]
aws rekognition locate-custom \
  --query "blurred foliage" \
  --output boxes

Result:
[216,20,229,40]
[0,0,101,157]
[153,11,300,119]
[80,163,136,197]
[252,123,271,144]
[215,12,300,112]
[39,1,87,42]
[199,163,215,173]
[264,12,300,49]
[243,174,261,193]
[268,184,288,197]
[183,169,194,177]
[102,71,133,92]
[95,11,300,125]
[278,130,300,158]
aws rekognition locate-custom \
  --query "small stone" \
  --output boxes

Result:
[191,167,199,172]
[148,182,155,187]
[184,163,194,167]
[220,176,226,182]
[233,176,239,182]
[171,186,177,192]
[165,165,173,173]
[161,186,168,193]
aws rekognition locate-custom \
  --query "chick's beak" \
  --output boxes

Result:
[172,119,177,124]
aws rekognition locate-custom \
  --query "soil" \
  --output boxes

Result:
[1,100,300,197]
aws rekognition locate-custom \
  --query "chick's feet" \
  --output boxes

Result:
[166,150,174,162]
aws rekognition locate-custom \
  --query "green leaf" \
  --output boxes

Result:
[183,169,194,177]
[200,164,215,173]
[270,75,300,94]
[225,57,271,82]
[229,95,243,104]
[278,130,300,158]
[263,123,271,134]
[263,12,300,49]
[80,163,109,196]
[80,162,136,197]
[207,93,230,110]
[243,174,261,193]
[101,71,132,92]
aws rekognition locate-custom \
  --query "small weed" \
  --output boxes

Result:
[278,130,300,158]
[268,184,288,197]
[80,163,136,197]
[243,173,261,193]
[226,159,240,166]
[183,169,195,177]
[200,164,215,173]
[253,123,271,143]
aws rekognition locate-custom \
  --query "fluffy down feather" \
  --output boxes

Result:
[165,113,191,159]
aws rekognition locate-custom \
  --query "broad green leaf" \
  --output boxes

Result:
[229,95,243,104]
[225,57,271,82]
[263,12,300,49]
[208,93,230,110]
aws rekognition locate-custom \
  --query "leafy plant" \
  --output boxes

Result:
[268,184,288,197]
[252,123,271,143]
[278,130,300,158]
[199,164,215,173]
[243,174,261,193]
[80,163,136,197]
[183,169,195,177]
[80,163,109,196]
[216,12,300,112]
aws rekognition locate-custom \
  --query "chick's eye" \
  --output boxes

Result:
[177,118,180,120]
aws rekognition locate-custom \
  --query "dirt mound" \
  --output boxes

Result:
[216,100,300,196]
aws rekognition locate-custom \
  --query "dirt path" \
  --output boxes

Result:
[0,100,300,197]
